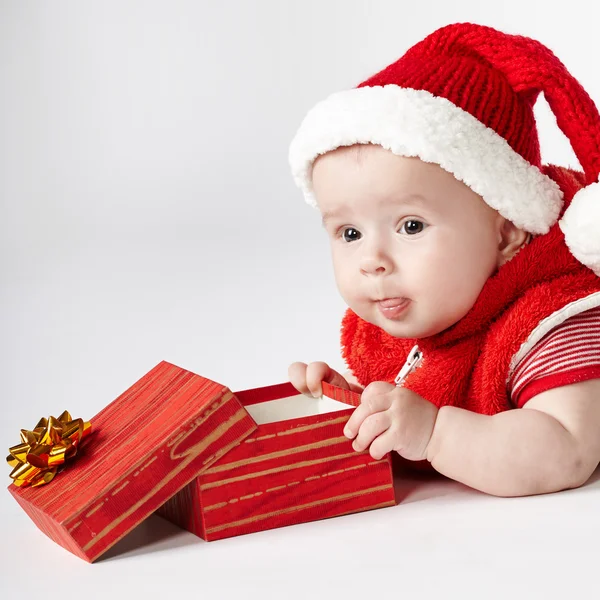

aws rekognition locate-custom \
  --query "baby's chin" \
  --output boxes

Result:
[358,307,453,340]
[379,321,442,339]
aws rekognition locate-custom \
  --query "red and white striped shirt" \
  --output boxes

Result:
[509,305,600,408]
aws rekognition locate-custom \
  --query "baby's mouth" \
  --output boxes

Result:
[377,297,408,308]
[376,298,410,319]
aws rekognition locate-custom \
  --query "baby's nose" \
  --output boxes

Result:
[360,254,394,275]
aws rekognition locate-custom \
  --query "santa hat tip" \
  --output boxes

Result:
[559,181,600,276]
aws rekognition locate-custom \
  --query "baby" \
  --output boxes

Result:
[287,22,600,497]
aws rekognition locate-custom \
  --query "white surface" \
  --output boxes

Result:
[3,1,600,598]
[3,464,600,598]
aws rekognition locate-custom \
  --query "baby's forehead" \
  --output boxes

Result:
[314,144,453,190]
[315,143,383,165]
[314,145,489,213]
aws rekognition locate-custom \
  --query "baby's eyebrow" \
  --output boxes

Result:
[321,211,340,227]
[320,194,428,228]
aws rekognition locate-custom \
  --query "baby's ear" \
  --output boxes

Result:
[497,219,530,267]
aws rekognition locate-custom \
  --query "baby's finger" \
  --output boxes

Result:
[343,402,375,439]
[351,411,391,452]
[368,429,397,461]
[344,391,392,439]
[323,368,352,391]
[305,362,333,398]
[288,362,309,395]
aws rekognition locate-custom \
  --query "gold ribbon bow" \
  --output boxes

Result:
[7,411,92,487]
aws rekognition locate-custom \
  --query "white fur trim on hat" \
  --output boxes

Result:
[289,85,564,234]
[559,181,600,276]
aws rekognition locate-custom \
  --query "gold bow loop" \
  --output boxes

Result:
[7,411,92,487]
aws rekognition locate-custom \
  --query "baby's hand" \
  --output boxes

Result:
[343,381,438,461]
[288,361,356,398]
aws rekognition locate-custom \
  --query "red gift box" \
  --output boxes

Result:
[8,361,396,562]
[156,380,396,540]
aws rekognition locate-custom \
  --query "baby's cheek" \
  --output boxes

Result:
[334,263,360,296]
[418,262,481,326]
[441,238,494,286]
[335,280,364,317]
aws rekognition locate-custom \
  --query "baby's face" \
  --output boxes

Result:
[313,144,506,338]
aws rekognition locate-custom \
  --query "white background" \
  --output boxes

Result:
[2,1,600,598]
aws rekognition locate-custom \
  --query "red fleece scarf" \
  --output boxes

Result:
[340,165,600,416]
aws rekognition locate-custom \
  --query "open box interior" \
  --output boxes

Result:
[234,385,354,425]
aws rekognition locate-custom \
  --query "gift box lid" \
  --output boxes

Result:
[8,360,258,562]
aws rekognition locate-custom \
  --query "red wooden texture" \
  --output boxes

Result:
[8,361,257,562]
[157,381,396,540]
[321,381,362,407]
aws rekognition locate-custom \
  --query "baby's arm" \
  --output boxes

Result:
[426,378,600,496]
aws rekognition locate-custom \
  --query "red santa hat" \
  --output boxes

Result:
[288,22,600,277]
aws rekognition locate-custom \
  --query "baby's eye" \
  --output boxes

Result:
[341,227,362,243]
[400,219,426,235]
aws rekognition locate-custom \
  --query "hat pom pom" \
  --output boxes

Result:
[559,181,600,276]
